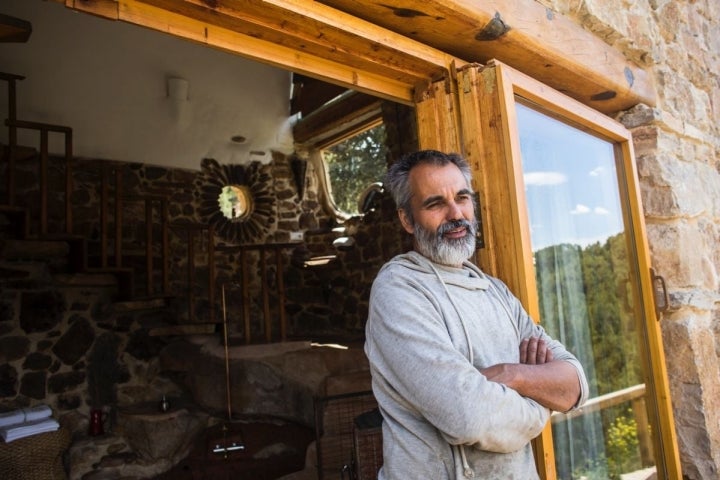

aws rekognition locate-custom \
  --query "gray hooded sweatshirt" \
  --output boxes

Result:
[365,251,588,479]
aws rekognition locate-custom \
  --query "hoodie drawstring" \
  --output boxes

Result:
[427,262,476,479]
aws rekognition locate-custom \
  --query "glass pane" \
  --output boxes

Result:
[516,102,657,480]
[321,124,388,216]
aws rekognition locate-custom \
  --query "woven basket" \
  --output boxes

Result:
[0,428,70,480]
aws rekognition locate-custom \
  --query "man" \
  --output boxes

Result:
[365,150,588,479]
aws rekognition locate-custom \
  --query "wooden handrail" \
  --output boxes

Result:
[122,195,169,297]
[5,118,73,235]
[168,222,217,324]
[551,383,654,466]
[551,383,646,424]
[217,243,297,344]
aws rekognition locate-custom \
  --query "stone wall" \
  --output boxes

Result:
[543,0,720,478]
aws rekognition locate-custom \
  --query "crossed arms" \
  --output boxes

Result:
[481,337,583,413]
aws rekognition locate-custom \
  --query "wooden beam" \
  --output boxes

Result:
[317,0,655,113]
[60,0,655,113]
[63,0,462,104]
[0,13,32,43]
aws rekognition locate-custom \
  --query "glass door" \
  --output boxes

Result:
[451,61,681,479]
[517,101,654,479]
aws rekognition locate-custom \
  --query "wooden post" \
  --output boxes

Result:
[64,131,73,234]
[39,129,48,235]
[114,166,123,267]
[145,198,153,296]
[100,164,109,267]
[241,248,251,344]
[276,247,287,341]
[187,230,195,323]
[261,248,271,343]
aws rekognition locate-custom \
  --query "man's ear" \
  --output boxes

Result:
[398,209,414,234]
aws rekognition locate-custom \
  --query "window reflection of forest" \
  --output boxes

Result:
[535,234,652,479]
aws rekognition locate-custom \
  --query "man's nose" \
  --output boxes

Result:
[446,201,463,221]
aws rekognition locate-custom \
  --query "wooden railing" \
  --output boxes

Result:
[218,243,296,344]
[551,383,654,466]
[120,195,169,297]
[5,118,73,236]
[169,222,216,324]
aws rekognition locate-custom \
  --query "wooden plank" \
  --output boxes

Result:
[135,0,454,81]
[58,0,462,104]
[261,248,271,342]
[241,249,251,344]
[414,77,462,154]
[275,248,287,341]
[317,0,655,114]
[123,0,419,103]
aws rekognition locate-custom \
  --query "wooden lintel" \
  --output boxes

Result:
[317,0,656,113]
[133,0,456,86]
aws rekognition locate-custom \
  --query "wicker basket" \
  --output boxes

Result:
[0,428,70,480]
[352,409,383,480]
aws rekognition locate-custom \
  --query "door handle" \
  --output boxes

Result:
[650,268,669,318]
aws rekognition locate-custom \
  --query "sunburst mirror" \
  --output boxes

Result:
[197,158,276,244]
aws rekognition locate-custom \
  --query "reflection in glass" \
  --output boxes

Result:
[516,102,655,479]
[321,123,388,216]
[218,185,254,222]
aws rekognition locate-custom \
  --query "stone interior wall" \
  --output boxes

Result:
[0,103,416,478]
[543,0,720,478]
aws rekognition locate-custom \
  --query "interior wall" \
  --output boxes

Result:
[0,0,295,171]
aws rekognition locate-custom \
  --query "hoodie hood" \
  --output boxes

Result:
[383,250,491,291]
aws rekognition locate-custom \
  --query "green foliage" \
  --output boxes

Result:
[535,233,647,479]
[606,411,641,478]
[570,410,642,480]
[322,124,388,215]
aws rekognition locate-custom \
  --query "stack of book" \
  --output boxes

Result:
[0,405,59,443]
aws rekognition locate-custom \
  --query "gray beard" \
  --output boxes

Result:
[414,219,477,267]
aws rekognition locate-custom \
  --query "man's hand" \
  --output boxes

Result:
[480,337,581,412]
[519,337,553,365]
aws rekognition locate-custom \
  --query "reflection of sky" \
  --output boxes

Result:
[516,103,624,251]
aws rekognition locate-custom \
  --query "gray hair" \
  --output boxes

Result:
[384,150,473,221]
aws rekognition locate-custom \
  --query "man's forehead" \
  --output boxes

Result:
[409,163,470,195]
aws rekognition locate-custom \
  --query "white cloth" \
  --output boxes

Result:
[0,417,59,442]
[0,405,57,442]
[0,404,53,428]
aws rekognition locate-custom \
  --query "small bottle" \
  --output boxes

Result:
[159,395,170,412]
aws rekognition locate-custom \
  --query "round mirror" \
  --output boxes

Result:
[218,184,255,222]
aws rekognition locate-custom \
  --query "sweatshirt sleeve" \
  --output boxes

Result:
[366,268,550,453]
[490,278,590,411]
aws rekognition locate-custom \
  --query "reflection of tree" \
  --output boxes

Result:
[323,124,388,215]
[536,233,644,479]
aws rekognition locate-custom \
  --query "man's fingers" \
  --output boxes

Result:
[519,338,529,364]
[525,337,538,365]
[535,338,548,364]
[519,337,554,364]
